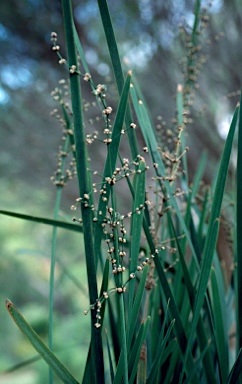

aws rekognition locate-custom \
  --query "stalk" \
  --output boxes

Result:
[48,185,62,384]
[96,0,139,158]
[119,293,129,384]
[108,148,128,383]
[49,131,70,383]
[236,95,242,367]
[61,1,104,382]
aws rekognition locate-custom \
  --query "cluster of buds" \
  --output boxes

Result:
[51,32,60,51]
[116,286,126,293]
[50,146,77,188]
[51,32,58,45]
[51,32,65,64]
[84,299,103,329]
[86,132,98,145]
[93,84,106,96]
[70,195,96,224]
[69,65,77,74]
[84,289,116,328]
[102,106,112,115]
[112,264,126,275]
[83,72,91,82]
[136,249,159,271]
[51,32,80,74]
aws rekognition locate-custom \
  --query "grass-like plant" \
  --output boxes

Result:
[2,0,242,383]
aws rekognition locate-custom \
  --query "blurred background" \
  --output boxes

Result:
[0,0,241,382]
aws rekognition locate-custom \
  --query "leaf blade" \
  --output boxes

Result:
[6,299,79,384]
[183,104,239,379]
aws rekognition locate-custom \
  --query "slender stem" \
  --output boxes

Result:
[61,1,104,382]
[97,0,139,159]
[48,129,69,383]
[110,183,128,382]
[48,186,62,384]
[119,293,129,384]
[108,144,128,382]
[61,0,97,315]
[237,95,242,370]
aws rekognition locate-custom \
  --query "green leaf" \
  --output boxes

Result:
[128,159,146,318]
[73,23,107,115]
[99,258,109,327]
[127,266,149,350]
[209,267,228,383]
[153,252,200,383]
[113,317,150,384]
[0,210,83,233]
[130,159,146,273]
[97,0,139,160]
[130,83,200,270]
[97,0,124,95]
[168,214,217,384]
[137,342,147,384]
[236,95,242,352]
[106,331,115,383]
[227,348,242,384]
[183,104,239,379]
[182,342,210,384]
[82,345,92,384]
[147,319,175,384]
[61,1,103,381]
[176,84,188,186]
[73,25,90,75]
[6,300,79,384]
[94,72,132,258]
[190,151,207,202]
[159,339,178,384]
[197,187,209,251]
[129,317,151,384]
[108,297,120,365]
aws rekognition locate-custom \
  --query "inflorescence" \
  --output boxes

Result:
[50,31,190,329]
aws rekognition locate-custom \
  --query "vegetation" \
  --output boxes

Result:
[1,0,242,383]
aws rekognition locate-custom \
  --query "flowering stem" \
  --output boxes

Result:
[61,0,104,382]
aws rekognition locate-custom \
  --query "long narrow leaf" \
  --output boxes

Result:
[61,1,103,381]
[130,159,146,273]
[236,94,242,352]
[106,331,115,383]
[183,104,239,378]
[108,297,120,365]
[127,266,149,350]
[99,258,110,327]
[153,252,200,383]
[168,214,217,383]
[129,317,151,384]
[94,72,132,258]
[97,0,123,94]
[97,0,139,159]
[0,210,83,233]
[147,319,175,384]
[82,345,92,384]
[130,83,200,270]
[176,83,188,186]
[128,159,146,317]
[113,317,150,384]
[137,342,147,384]
[209,267,228,383]
[182,343,210,384]
[227,348,242,384]
[6,300,79,384]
